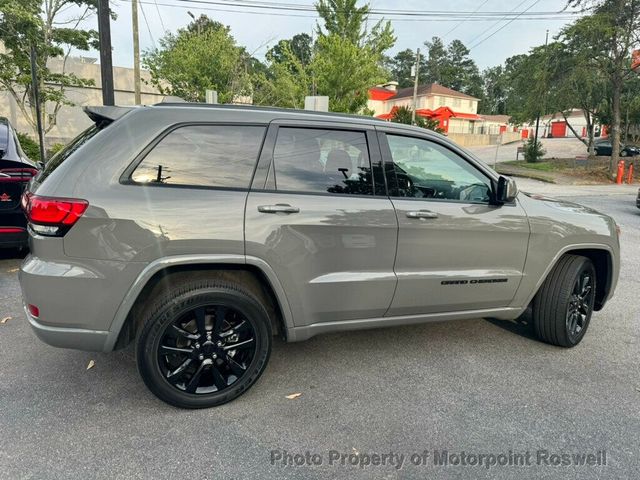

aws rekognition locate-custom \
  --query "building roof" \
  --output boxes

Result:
[368,87,397,101]
[379,83,480,101]
[480,114,511,124]
[376,106,482,121]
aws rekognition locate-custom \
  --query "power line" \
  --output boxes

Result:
[466,0,529,46]
[138,0,156,46]
[153,0,167,31]
[120,0,578,22]
[172,0,575,19]
[469,0,545,50]
[443,0,490,38]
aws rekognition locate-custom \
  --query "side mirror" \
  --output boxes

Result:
[37,161,45,171]
[495,175,518,204]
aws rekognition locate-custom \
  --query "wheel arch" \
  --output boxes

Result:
[530,246,614,312]
[105,255,294,351]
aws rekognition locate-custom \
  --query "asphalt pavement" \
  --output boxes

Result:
[0,185,638,479]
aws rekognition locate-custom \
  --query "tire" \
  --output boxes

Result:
[532,254,596,348]
[621,150,628,157]
[136,278,272,408]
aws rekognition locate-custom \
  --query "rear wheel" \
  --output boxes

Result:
[532,255,596,347]
[136,279,272,408]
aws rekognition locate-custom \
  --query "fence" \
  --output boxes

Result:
[447,131,521,147]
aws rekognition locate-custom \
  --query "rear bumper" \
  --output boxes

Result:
[19,253,146,352]
[0,227,27,248]
[24,305,108,351]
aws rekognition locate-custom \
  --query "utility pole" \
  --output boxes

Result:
[98,0,115,106]
[132,0,141,105]
[533,29,549,147]
[411,48,421,125]
[29,44,46,164]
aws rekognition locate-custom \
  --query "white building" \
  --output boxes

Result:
[368,82,514,136]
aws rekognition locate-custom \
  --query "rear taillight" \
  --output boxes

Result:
[22,194,88,236]
[0,168,39,182]
[28,304,40,318]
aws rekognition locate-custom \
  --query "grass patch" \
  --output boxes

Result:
[502,161,564,172]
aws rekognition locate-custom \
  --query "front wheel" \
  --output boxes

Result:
[136,279,272,408]
[532,255,596,347]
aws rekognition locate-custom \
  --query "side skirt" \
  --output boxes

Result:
[286,307,524,342]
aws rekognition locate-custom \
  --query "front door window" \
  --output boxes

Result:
[385,134,492,203]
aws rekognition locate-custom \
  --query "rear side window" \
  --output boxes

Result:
[272,127,373,195]
[131,125,266,188]
[39,125,101,182]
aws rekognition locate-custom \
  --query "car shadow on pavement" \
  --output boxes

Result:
[484,307,537,342]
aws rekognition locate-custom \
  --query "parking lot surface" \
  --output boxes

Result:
[0,186,638,479]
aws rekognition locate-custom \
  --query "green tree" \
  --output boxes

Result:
[421,37,482,97]
[479,66,508,115]
[423,36,447,84]
[311,0,395,113]
[143,16,247,103]
[524,136,546,163]
[312,33,388,113]
[502,49,549,125]
[316,0,368,44]
[0,0,97,135]
[385,49,427,88]
[267,33,313,68]
[441,39,483,97]
[545,40,607,155]
[565,0,640,164]
[253,42,311,109]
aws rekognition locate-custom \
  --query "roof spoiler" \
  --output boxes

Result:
[83,106,135,125]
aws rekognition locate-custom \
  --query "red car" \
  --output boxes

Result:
[0,118,39,249]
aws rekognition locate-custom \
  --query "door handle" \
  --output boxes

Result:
[257,204,300,214]
[406,210,439,219]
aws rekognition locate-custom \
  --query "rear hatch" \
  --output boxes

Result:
[22,106,133,236]
[30,106,132,192]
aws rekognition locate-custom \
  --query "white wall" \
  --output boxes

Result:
[0,56,165,145]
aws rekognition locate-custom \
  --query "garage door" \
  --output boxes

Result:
[550,121,567,137]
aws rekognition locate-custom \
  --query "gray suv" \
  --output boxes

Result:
[19,104,620,408]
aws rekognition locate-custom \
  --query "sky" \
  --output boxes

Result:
[68,0,581,71]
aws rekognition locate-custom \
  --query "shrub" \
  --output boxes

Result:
[48,143,65,156]
[390,106,445,134]
[16,132,41,162]
[524,137,546,163]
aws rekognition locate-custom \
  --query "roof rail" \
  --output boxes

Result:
[151,102,386,122]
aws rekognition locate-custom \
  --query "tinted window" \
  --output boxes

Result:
[386,134,491,203]
[273,127,373,195]
[39,125,101,182]
[132,125,265,188]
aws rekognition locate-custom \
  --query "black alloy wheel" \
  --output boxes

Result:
[532,254,596,347]
[158,304,257,395]
[565,270,594,344]
[137,279,272,408]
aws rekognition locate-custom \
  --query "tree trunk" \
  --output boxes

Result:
[624,102,630,141]
[610,74,622,171]
[563,111,589,147]
[587,113,595,156]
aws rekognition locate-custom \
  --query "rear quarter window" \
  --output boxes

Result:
[130,124,266,189]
